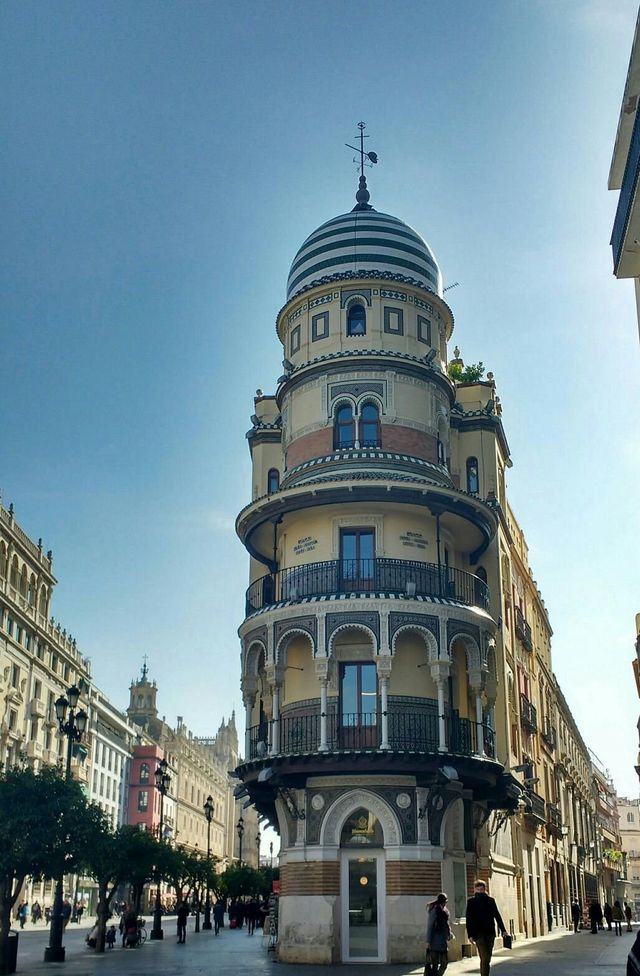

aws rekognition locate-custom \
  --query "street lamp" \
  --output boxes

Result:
[237,815,244,865]
[256,830,261,867]
[203,795,214,930]
[269,841,273,870]
[150,758,171,941]
[44,685,88,963]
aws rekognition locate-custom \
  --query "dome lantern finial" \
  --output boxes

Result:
[346,121,377,211]
[353,173,372,211]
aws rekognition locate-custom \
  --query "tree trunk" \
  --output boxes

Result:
[95,879,110,953]
[0,877,22,976]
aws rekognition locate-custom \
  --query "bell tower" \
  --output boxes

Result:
[126,658,159,730]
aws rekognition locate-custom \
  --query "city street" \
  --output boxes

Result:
[11,920,633,976]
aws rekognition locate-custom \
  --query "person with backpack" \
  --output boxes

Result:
[425,892,453,976]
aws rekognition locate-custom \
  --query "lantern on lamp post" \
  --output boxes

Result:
[44,686,88,963]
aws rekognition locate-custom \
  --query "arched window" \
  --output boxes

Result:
[475,566,488,584]
[38,586,47,616]
[334,404,355,449]
[140,762,150,784]
[19,566,27,597]
[267,469,280,494]
[10,557,18,589]
[436,435,445,465]
[346,303,366,336]
[0,544,6,578]
[360,403,381,448]
[466,456,479,494]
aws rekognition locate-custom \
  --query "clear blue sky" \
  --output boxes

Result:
[1,0,639,804]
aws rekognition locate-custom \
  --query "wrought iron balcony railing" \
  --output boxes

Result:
[547,802,563,831]
[520,693,537,734]
[526,790,546,822]
[515,607,533,651]
[541,720,557,750]
[246,711,496,761]
[246,557,490,615]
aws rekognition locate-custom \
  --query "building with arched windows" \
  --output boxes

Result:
[235,173,536,963]
[235,165,628,961]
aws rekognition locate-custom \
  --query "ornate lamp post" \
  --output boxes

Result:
[269,840,273,870]
[44,686,88,963]
[203,795,214,930]
[236,815,244,865]
[256,829,261,868]
[150,757,171,941]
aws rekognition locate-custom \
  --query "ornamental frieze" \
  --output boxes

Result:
[325,611,380,652]
[389,612,439,649]
[274,615,317,652]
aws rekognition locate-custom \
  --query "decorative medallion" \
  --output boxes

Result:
[396,792,411,809]
[311,794,325,811]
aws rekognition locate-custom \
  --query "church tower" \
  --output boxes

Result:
[236,135,520,964]
[126,660,159,732]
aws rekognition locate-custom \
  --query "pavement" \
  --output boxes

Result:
[9,917,634,976]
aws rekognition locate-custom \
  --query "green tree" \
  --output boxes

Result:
[447,361,485,384]
[218,864,268,900]
[82,824,163,953]
[0,765,97,974]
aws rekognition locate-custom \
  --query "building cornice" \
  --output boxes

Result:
[275,351,454,410]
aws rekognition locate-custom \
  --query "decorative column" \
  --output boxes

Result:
[430,660,450,752]
[241,678,257,761]
[271,685,280,755]
[469,673,484,756]
[315,659,330,751]
[377,657,392,750]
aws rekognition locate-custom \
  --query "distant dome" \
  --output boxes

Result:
[287,209,443,300]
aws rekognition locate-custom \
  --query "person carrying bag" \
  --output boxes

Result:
[425,892,453,976]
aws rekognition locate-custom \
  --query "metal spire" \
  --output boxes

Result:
[345,122,378,211]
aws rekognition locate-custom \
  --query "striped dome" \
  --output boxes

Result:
[286,209,442,300]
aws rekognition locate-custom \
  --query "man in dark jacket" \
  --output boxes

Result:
[465,880,506,976]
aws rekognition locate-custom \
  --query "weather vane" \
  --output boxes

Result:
[345,121,378,177]
[346,122,378,211]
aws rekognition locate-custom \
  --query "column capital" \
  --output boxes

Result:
[314,659,330,682]
[265,665,284,687]
[376,655,392,680]
[241,678,258,705]
[430,660,451,683]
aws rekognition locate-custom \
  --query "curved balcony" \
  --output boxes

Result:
[247,713,496,760]
[245,557,490,616]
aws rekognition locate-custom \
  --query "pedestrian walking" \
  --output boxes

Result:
[177,901,189,944]
[588,900,603,934]
[213,900,224,936]
[105,925,117,949]
[62,899,72,931]
[571,899,581,933]
[18,903,28,930]
[604,903,613,931]
[31,901,42,925]
[425,892,453,976]
[465,880,506,976]
[614,901,625,936]
[626,902,634,932]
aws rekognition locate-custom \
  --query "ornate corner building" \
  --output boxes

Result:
[235,174,526,964]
